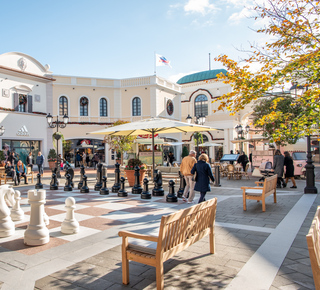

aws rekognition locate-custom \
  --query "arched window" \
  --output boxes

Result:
[80,96,89,116]
[59,96,68,116]
[194,94,208,116]
[132,97,141,116]
[100,98,108,117]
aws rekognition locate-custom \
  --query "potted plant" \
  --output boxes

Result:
[47,149,57,170]
[124,158,146,186]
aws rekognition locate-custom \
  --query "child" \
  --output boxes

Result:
[60,160,64,171]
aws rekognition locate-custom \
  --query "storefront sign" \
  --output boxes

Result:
[16,125,30,136]
[138,134,158,139]
[80,139,91,145]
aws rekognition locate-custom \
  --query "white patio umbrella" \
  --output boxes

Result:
[89,117,223,173]
[197,142,222,147]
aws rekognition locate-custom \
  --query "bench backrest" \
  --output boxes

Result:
[263,174,277,195]
[157,198,217,261]
[306,206,320,289]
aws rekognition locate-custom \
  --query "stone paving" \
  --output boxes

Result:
[0,166,319,289]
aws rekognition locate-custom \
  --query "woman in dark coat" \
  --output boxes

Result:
[273,149,286,188]
[284,151,297,188]
[191,153,215,203]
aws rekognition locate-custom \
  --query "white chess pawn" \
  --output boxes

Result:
[0,185,15,237]
[61,197,79,234]
[11,190,24,221]
[24,189,49,246]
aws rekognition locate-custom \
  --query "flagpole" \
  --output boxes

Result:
[154,51,156,75]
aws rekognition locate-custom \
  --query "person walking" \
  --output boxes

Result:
[36,151,44,175]
[26,152,33,172]
[168,152,175,166]
[191,153,215,203]
[180,150,197,204]
[273,149,286,188]
[284,151,297,188]
[5,160,17,185]
[15,160,28,185]
[237,152,249,172]
[75,152,81,167]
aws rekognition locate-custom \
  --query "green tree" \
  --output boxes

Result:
[181,146,189,158]
[104,120,136,165]
[214,0,320,142]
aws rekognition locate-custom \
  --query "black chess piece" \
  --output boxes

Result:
[65,164,74,188]
[112,163,121,193]
[64,173,73,191]
[80,175,89,193]
[35,173,43,189]
[132,166,143,194]
[177,171,186,198]
[100,176,109,195]
[94,163,103,191]
[78,165,85,189]
[50,169,59,190]
[166,180,178,202]
[141,178,151,199]
[152,169,164,196]
[118,177,128,197]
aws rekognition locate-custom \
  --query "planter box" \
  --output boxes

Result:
[125,169,146,187]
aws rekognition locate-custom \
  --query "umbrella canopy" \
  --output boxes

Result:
[198,142,222,147]
[89,117,223,173]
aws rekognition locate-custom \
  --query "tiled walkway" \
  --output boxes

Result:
[0,168,319,289]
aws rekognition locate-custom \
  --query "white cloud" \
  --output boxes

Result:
[184,0,217,15]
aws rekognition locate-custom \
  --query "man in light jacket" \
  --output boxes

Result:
[180,150,197,203]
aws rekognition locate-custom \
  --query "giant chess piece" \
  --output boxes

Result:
[100,176,109,195]
[65,164,74,188]
[132,166,143,194]
[94,163,103,191]
[64,173,73,191]
[0,185,15,237]
[177,171,186,198]
[166,180,178,202]
[35,173,43,189]
[61,197,79,234]
[24,189,49,246]
[118,177,128,197]
[10,190,24,222]
[141,178,151,199]
[112,163,121,193]
[152,169,164,196]
[78,165,85,189]
[43,210,50,226]
[80,175,89,193]
[50,168,59,190]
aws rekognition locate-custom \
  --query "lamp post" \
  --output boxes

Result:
[0,125,5,136]
[234,124,250,152]
[290,82,317,194]
[186,113,206,157]
[46,113,69,178]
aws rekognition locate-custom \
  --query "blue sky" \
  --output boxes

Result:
[1,0,261,82]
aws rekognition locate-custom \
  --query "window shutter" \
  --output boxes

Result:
[28,95,33,113]
[14,93,19,111]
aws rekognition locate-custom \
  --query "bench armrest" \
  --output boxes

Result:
[118,230,159,242]
[241,186,263,190]
[255,181,264,186]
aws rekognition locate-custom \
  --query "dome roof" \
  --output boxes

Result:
[177,69,227,84]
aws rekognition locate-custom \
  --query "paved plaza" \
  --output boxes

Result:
[0,167,319,289]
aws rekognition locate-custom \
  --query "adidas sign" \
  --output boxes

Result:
[16,125,30,136]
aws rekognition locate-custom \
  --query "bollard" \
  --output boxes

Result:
[80,175,89,193]
[177,171,186,198]
[214,165,221,187]
[94,163,103,191]
[78,165,85,189]
[35,173,43,189]
[64,173,73,191]
[152,169,164,196]
[166,180,178,202]
[118,177,128,197]
[132,166,143,194]
[141,178,151,199]
[100,176,109,195]
[112,163,121,193]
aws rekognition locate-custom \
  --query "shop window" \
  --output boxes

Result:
[100,98,108,116]
[14,93,32,113]
[59,96,68,116]
[132,97,141,116]
[80,96,89,116]
[194,94,208,116]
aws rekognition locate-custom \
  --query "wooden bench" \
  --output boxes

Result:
[26,167,35,183]
[118,198,217,290]
[306,205,320,290]
[241,174,277,212]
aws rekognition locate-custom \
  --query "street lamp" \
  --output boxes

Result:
[46,113,69,177]
[186,113,206,156]
[0,125,5,136]
[290,82,317,194]
[234,124,250,152]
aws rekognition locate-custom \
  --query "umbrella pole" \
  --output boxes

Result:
[152,130,155,178]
